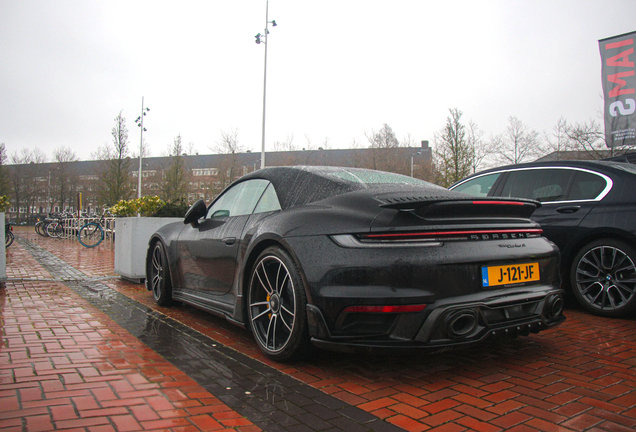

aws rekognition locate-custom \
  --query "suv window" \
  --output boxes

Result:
[453,173,501,197]
[567,170,607,200]
[500,169,573,202]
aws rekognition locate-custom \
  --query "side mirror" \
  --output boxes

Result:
[184,199,207,227]
[210,209,230,218]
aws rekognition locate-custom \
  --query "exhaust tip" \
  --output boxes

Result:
[445,309,479,339]
[545,294,564,318]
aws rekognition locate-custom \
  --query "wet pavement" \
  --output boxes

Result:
[3,227,636,431]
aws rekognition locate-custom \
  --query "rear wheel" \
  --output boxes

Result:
[46,222,62,238]
[57,222,72,239]
[247,246,311,362]
[78,223,104,248]
[5,230,14,247]
[35,222,46,237]
[571,239,636,317]
[149,242,173,306]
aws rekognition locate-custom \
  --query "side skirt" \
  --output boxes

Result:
[172,290,236,321]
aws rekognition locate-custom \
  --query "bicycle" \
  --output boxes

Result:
[35,213,57,237]
[5,222,14,247]
[45,212,75,239]
[77,208,114,248]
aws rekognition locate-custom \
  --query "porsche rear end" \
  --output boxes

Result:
[287,195,564,353]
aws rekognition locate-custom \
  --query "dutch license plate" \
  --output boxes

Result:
[482,262,540,287]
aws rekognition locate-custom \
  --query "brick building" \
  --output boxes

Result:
[6,143,432,223]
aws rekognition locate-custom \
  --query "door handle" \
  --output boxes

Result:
[222,237,236,246]
[556,206,581,214]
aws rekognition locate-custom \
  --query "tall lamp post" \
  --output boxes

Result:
[135,97,150,200]
[48,167,57,214]
[410,151,422,177]
[255,1,276,169]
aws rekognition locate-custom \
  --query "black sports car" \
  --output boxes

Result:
[146,166,564,362]
[451,160,636,318]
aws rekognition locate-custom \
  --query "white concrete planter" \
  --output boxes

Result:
[0,214,6,281]
[114,217,182,283]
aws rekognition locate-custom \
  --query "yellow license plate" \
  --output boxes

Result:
[482,263,540,287]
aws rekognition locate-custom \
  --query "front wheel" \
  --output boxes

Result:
[78,223,104,248]
[247,246,312,362]
[571,239,636,317]
[149,242,173,306]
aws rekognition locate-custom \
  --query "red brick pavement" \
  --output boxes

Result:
[6,226,636,431]
[1,228,259,432]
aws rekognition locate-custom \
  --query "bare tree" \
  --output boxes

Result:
[303,134,315,151]
[159,134,190,202]
[564,119,611,159]
[9,148,47,223]
[367,124,399,149]
[493,116,544,164]
[131,137,152,159]
[185,141,197,155]
[211,128,244,191]
[365,124,403,172]
[0,143,10,197]
[542,117,572,160]
[52,147,79,213]
[467,120,496,173]
[433,108,473,187]
[273,134,296,152]
[401,133,418,148]
[95,111,134,205]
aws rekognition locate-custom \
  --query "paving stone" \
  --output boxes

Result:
[5,227,636,432]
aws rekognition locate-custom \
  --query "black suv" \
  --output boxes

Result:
[451,160,636,317]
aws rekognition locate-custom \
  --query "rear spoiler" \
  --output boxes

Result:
[379,198,539,219]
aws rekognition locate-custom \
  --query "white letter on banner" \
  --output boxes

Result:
[609,99,636,117]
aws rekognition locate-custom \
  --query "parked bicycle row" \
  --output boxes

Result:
[33,208,116,248]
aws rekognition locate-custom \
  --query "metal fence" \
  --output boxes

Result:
[59,217,117,246]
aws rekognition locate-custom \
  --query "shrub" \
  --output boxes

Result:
[110,196,166,217]
[152,199,191,218]
[0,195,10,213]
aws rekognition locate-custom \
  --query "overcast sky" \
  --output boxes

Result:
[1,0,635,163]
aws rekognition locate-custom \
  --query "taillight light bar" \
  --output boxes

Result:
[343,304,427,313]
[472,200,526,206]
[359,228,543,241]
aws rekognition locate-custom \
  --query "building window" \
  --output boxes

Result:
[193,168,218,176]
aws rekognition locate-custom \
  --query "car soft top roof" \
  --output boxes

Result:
[239,166,465,210]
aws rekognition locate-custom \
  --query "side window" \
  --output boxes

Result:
[232,180,269,216]
[452,173,501,197]
[501,169,573,202]
[254,183,282,214]
[207,183,245,218]
[206,180,270,218]
[567,171,607,200]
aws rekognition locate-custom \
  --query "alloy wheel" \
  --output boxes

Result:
[575,245,636,312]
[249,255,297,354]
[151,244,165,300]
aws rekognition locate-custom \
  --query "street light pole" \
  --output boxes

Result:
[410,151,422,177]
[135,97,150,201]
[256,1,276,169]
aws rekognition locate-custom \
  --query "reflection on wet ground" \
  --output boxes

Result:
[11,237,402,431]
[6,228,636,431]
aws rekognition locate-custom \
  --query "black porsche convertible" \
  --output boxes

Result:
[146,166,564,362]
